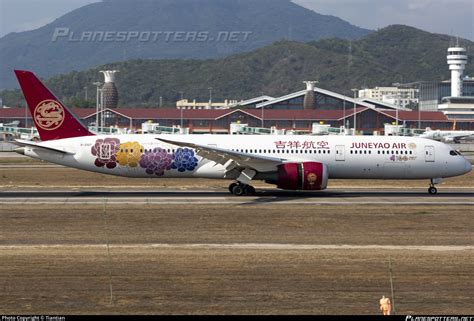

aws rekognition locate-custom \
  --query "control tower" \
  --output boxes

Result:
[447,47,467,97]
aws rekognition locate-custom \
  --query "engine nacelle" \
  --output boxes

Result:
[276,162,328,191]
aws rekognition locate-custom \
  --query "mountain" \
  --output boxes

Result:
[2,25,473,108]
[0,0,371,89]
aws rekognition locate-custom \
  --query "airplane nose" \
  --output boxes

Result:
[465,159,472,174]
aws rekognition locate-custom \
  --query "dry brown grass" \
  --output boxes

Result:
[1,203,473,314]
[0,247,472,315]
[1,204,472,246]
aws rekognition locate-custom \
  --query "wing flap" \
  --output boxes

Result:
[156,137,283,172]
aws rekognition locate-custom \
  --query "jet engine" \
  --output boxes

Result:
[276,162,328,191]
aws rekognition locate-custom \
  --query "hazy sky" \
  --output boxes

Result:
[1,0,473,40]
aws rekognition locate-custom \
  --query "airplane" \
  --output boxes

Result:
[13,70,472,195]
[419,128,474,144]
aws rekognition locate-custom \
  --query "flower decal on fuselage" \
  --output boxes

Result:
[91,138,121,169]
[116,141,144,168]
[172,148,198,172]
[139,147,173,176]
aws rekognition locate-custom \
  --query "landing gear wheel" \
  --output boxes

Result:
[228,183,238,194]
[244,185,256,195]
[232,184,245,196]
[428,186,438,195]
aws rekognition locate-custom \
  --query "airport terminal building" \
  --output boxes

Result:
[1,104,471,135]
[2,77,474,134]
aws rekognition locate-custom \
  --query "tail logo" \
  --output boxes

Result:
[34,100,65,131]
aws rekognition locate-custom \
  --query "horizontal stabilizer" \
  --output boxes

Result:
[14,139,75,155]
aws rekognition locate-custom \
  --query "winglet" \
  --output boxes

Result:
[14,70,94,141]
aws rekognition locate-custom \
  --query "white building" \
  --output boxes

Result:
[358,87,418,109]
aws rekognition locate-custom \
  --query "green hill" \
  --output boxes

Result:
[2,25,473,108]
[0,0,370,89]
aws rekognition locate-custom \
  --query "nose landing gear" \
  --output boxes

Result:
[428,185,437,195]
[428,178,442,195]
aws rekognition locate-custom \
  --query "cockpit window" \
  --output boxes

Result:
[450,150,462,156]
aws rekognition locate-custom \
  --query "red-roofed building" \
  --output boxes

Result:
[2,106,472,134]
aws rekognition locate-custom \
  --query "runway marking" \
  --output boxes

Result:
[0,244,472,252]
[0,198,473,205]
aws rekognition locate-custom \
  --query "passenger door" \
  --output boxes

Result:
[425,146,435,162]
[335,145,345,161]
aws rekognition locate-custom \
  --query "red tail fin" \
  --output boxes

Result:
[14,70,94,141]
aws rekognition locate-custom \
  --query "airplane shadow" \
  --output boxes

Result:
[1,189,473,203]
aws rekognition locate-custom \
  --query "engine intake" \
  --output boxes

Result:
[276,162,328,191]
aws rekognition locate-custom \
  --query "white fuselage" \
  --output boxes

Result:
[23,135,471,181]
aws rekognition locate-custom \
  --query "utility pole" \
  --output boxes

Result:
[93,82,102,132]
[343,97,346,133]
[389,257,396,315]
[208,87,213,105]
[179,92,184,128]
[351,88,358,135]
[100,88,105,131]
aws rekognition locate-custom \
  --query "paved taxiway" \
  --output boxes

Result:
[1,188,473,205]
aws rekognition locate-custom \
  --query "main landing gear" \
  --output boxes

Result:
[228,182,256,196]
[428,178,442,195]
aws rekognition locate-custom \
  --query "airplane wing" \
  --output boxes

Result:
[449,134,473,140]
[156,137,284,172]
[443,134,474,143]
[14,139,76,155]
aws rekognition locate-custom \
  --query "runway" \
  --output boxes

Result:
[1,188,473,205]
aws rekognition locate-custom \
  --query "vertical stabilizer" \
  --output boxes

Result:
[14,70,94,141]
